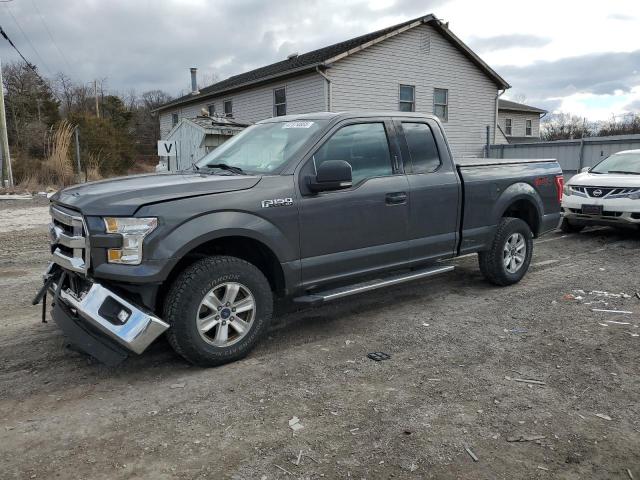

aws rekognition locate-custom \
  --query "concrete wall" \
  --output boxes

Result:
[498,110,541,138]
[328,23,500,157]
[159,72,326,138]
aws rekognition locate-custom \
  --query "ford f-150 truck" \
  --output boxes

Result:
[34,112,563,366]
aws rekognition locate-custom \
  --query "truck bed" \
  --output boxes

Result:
[455,158,557,167]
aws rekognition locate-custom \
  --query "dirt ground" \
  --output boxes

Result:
[0,200,639,480]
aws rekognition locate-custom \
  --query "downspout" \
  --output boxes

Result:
[494,88,506,144]
[316,65,332,112]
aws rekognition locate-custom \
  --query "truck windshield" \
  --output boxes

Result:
[196,120,328,174]
[590,152,640,174]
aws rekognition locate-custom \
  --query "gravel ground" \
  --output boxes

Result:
[0,200,639,479]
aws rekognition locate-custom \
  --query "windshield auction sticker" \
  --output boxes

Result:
[282,121,314,129]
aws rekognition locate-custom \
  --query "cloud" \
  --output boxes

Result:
[0,0,447,96]
[624,98,640,112]
[607,13,635,21]
[496,50,640,101]
[468,34,551,53]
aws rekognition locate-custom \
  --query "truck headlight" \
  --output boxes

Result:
[103,217,158,265]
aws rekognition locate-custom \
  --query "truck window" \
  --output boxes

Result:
[313,123,393,185]
[402,122,441,173]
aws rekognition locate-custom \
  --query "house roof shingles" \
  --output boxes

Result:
[158,14,510,112]
[499,99,547,114]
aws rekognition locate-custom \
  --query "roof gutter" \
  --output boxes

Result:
[494,88,506,144]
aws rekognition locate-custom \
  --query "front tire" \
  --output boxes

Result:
[164,256,273,367]
[559,217,584,233]
[478,217,533,286]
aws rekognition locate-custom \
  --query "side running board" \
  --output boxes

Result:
[293,265,454,306]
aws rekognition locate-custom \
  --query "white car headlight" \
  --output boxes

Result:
[563,184,571,196]
[103,217,158,265]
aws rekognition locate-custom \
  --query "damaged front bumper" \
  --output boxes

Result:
[36,264,169,365]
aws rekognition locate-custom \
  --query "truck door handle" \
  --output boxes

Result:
[385,192,407,205]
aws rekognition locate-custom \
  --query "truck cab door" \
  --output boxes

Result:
[393,119,461,262]
[297,119,410,288]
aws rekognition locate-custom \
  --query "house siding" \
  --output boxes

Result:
[498,110,541,139]
[159,73,326,138]
[328,23,499,157]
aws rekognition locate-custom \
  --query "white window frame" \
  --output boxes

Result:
[223,100,233,117]
[399,84,415,112]
[505,118,512,136]
[273,86,287,117]
[433,88,448,122]
[525,119,532,136]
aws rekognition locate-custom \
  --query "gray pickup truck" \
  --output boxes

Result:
[35,112,563,366]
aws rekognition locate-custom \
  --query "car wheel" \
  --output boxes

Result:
[478,217,534,286]
[164,255,273,367]
[559,217,584,233]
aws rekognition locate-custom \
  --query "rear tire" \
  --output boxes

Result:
[479,217,533,286]
[559,217,584,233]
[164,255,273,367]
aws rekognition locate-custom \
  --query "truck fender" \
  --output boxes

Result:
[148,211,295,267]
[491,182,543,235]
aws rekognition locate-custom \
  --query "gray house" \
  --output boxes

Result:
[497,99,547,144]
[157,14,511,158]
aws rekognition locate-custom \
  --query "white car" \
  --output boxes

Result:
[561,149,640,232]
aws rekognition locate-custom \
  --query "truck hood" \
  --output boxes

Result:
[51,172,261,216]
[568,171,640,188]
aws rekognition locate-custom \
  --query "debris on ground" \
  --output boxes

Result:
[367,352,391,362]
[288,416,304,432]
[294,450,303,466]
[627,468,634,479]
[504,327,528,334]
[537,466,549,471]
[464,444,479,462]
[594,413,612,421]
[604,320,631,325]
[0,194,32,200]
[635,292,640,300]
[506,434,546,442]
[169,383,185,389]
[504,376,546,385]
[591,309,633,314]
[274,464,293,475]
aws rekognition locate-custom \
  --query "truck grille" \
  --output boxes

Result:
[49,205,89,273]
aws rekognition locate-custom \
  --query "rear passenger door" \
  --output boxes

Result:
[395,119,461,262]
[297,120,411,287]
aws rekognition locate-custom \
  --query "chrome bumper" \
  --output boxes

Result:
[53,276,169,355]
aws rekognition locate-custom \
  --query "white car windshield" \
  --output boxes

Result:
[590,152,640,175]
[196,120,328,174]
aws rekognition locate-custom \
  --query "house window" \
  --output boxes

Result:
[526,119,532,136]
[433,88,448,122]
[172,113,179,127]
[207,104,215,116]
[505,118,512,135]
[224,100,233,117]
[273,87,286,116]
[399,85,415,112]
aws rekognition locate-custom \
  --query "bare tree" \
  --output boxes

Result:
[541,113,593,141]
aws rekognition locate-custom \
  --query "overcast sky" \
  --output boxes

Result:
[0,0,638,120]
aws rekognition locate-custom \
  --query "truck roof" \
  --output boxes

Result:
[258,111,440,123]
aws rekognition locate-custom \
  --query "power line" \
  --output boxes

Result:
[0,25,46,83]
[30,0,77,78]
[3,2,53,76]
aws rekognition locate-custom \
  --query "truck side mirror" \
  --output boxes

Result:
[580,167,590,173]
[308,160,353,192]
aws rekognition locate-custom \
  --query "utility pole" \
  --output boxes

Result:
[0,58,13,187]
[94,79,100,118]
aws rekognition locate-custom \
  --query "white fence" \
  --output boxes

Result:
[489,134,640,175]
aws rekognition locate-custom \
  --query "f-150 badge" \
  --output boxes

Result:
[261,198,294,208]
